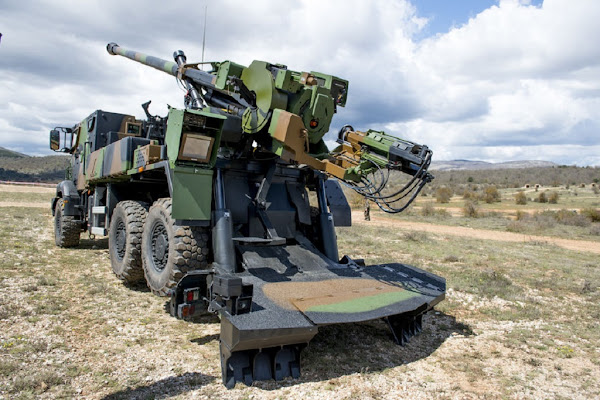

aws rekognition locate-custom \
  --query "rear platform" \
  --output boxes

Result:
[210,238,446,387]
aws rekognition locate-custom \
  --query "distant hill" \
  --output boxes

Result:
[0,154,68,183]
[430,160,557,171]
[0,146,29,158]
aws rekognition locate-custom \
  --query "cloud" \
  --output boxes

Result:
[0,0,599,166]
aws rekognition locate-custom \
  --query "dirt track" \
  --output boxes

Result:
[0,183,55,193]
[353,211,600,255]
[0,202,48,208]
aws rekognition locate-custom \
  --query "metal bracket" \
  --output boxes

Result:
[385,313,424,346]
[254,163,276,209]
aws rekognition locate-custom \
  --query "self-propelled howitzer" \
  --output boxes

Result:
[49,42,444,388]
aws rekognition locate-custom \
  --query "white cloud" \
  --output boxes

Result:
[391,0,600,165]
[0,0,599,165]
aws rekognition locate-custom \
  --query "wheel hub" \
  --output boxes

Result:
[151,222,169,271]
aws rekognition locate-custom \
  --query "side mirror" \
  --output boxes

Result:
[49,127,73,152]
[50,129,60,151]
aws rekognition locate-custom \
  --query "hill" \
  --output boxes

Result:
[430,159,557,171]
[0,146,29,158]
[427,165,599,190]
[0,155,68,183]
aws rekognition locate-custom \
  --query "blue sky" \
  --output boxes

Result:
[418,0,544,32]
[416,0,501,36]
[0,0,599,166]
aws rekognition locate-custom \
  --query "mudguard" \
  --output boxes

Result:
[52,180,80,217]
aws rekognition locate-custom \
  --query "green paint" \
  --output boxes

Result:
[171,166,212,221]
[241,61,287,134]
[92,148,104,180]
[363,131,392,156]
[274,69,302,93]
[306,88,334,144]
[214,61,245,90]
[163,61,176,74]
[162,107,225,221]
[165,107,225,167]
[305,290,420,314]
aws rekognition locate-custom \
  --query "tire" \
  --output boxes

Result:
[109,200,147,283]
[54,198,81,248]
[141,198,210,296]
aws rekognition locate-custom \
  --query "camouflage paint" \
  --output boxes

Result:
[109,45,178,76]
[164,107,225,221]
[101,139,134,177]
[86,148,104,180]
[262,278,420,314]
[164,108,225,167]
[240,61,287,134]
[302,290,420,313]
[213,61,245,91]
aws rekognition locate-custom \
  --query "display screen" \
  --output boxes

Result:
[179,133,214,162]
[126,123,141,135]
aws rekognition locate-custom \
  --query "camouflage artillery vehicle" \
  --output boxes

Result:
[49,42,445,388]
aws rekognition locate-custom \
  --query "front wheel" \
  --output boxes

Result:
[54,198,81,248]
[141,198,210,296]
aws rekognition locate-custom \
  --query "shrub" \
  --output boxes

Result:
[462,189,477,200]
[548,191,559,204]
[463,201,479,218]
[436,208,451,218]
[590,224,600,236]
[515,210,529,221]
[537,191,548,203]
[550,209,590,227]
[421,202,435,216]
[581,208,600,222]
[403,231,428,242]
[531,214,557,230]
[435,187,452,204]
[483,185,501,203]
[515,191,527,205]
[507,220,526,233]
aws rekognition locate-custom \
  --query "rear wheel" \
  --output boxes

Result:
[54,198,80,248]
[141,198,210,296]
[109,200,147,283]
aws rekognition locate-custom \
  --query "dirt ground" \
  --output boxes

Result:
[353,211,600,255]
[1,195,599,399]
[0,183,55,193]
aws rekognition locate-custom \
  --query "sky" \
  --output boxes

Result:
[0,0,599,166]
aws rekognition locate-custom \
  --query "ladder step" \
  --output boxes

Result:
[92,206,107,215]
[91,227,107,236]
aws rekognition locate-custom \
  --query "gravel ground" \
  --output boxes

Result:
[1,200,599,399]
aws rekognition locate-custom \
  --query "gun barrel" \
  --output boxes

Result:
[106,42,215,87]
[107,42,179,76]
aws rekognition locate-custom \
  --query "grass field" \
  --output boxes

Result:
[0,184,599,399]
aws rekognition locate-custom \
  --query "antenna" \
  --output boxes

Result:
[201,6,207,70]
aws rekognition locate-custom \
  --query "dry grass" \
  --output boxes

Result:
[1,186,600,399]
